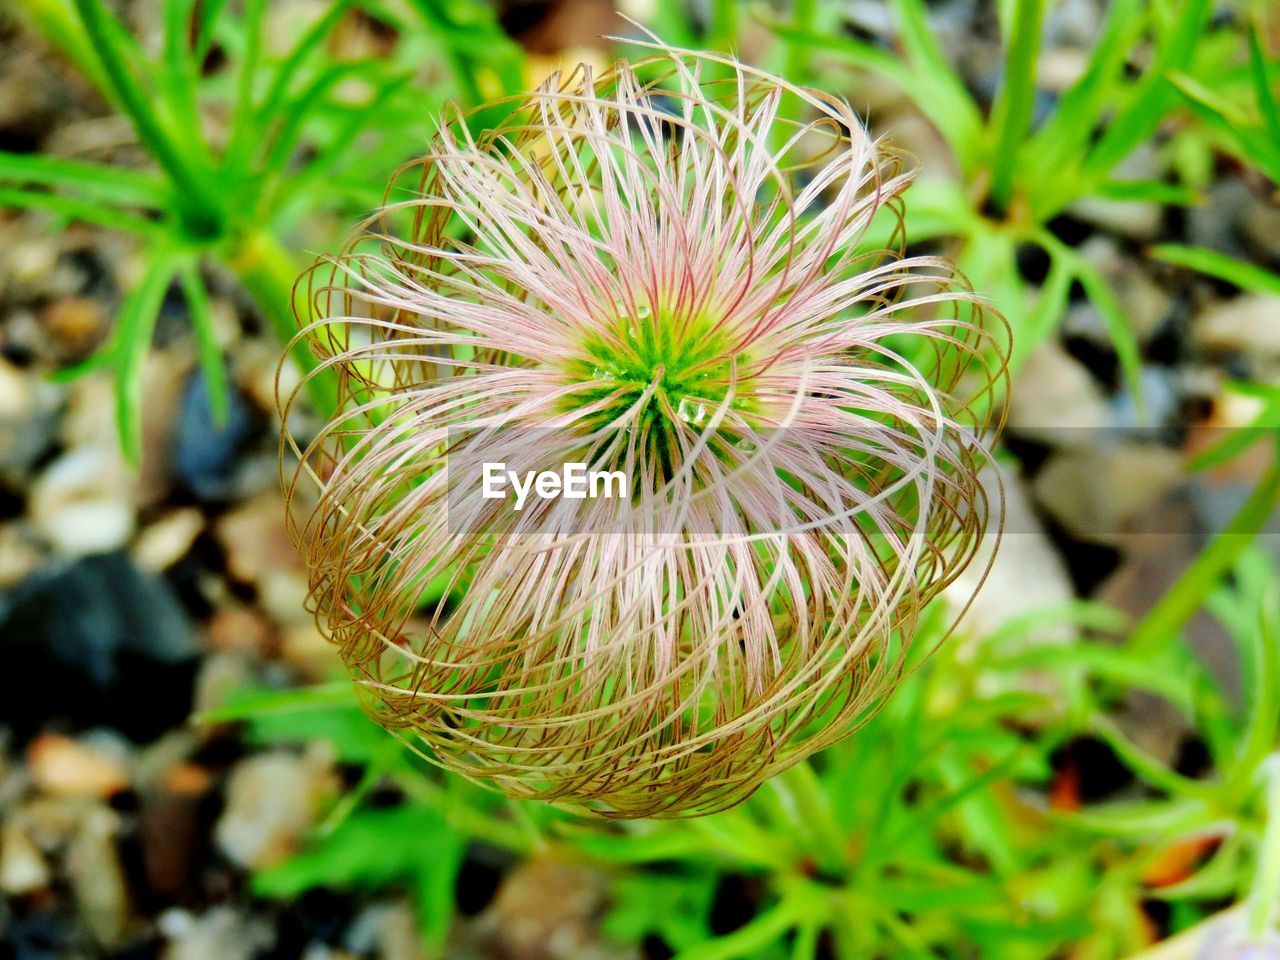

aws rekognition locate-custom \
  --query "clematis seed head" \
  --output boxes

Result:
[280,35,1008,818]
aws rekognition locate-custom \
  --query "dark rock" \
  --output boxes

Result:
[0,552,199,743]
[171,371,255,503]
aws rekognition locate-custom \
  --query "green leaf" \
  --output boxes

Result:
[0,151,169,208]
[255,0,357,128]
[253,804,465,952]
[1064,249,1145,413]
[1024,0,1145,215]
[70,0,217,212]
[1248,22,1280,165]
[887,0,984,168]
[0,186,167,237]
[114,248,181,464]
[1082,0,1212,182]
[1129,455,1280,655]
[1149,244,1280,296]
[194,0,229,60]
[987,0,1046,208]
[177,261,230,426]
[1095,179,1201,206]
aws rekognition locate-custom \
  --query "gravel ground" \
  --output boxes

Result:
[1,1,1279,958]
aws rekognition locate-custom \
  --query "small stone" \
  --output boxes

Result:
[214,749,337,870]
[1007,341,1112,444]
[43,295,108,359]
[0,551,199,741]
[158,906,277,960]
[0,823,51,895]
[27,733,129,799]
[0,524,42,588]
[0,355,59,478]
[173,370,257,502]
[215,492,312,624]
[1241,200,1280,263]
[280,622,333,676]
[946,464,1075,651]
[29,445,135,557]
[207,607,274,655]
[475,858,612,960]
[1032,442,1184,544]
[345,901,421,960]
[66,805,130,947]
[1194,294,1280,378]
[133,508,204,572]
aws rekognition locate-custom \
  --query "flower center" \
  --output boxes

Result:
[562,306,753,481]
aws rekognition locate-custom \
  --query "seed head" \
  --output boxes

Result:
[281,37,1007,818]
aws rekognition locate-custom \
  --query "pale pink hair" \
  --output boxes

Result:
[281,36,1007,818]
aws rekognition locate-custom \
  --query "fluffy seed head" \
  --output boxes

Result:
[281,38,1007,818]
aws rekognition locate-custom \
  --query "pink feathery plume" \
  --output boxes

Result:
[280,33,1008,818]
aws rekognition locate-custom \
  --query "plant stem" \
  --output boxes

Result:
[989,0,1046,210]
[1128,451,1280,654]
[1248,756,1280,939]
[230,229,338,417]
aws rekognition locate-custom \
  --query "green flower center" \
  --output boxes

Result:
[562,306,755,480]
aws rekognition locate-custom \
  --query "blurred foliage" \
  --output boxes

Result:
[4,0,1280,956]
[208,549,1280,959]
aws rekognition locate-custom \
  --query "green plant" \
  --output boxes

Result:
[771,0,1228,400]
[1,0,522,461]
[205,542,1280,959]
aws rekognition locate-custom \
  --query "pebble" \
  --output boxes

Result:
[1194,294,1280,378]
[173,370,256,502]
[1007,341,1112,445]
[0,551,199,741]
[1032,442,1184,544]
[214,492,312,625]
[26,733,130,799]
[0,523,42,588]
[213,749,337,870]
[0,822,51,895]
[946,464,1075,652]
[66,804,130,947]
[158,906,277,960]
[473,858,613,960]
[0,355,59,480]
[29,445,135,557]
[344,901,421,960]
[133,508,205,573]
[42,295,108,360]
[280,622,334,676]
[207,607,275,656]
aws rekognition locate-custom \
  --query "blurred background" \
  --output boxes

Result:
[0,0,1278,957]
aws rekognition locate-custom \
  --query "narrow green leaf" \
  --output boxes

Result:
[1082,0,1212,182]
[1129,454,1280,655]
[887,0,985,167]
[1096,178,1201,206]
[114,249,181,465]
[71,0,215,206]
[1024,0,1144,212]
[177,261,230,427]
[1072,256,1145,414]
[987,0,1046,208]
[194,0,229,60]
[1149,244,1280,295]
[0,150,169,208]
[255,0,356,128]
[161,0,204,148]
[1248,22,1280,160]
[223,0,267,175]
[0,186,167,237]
